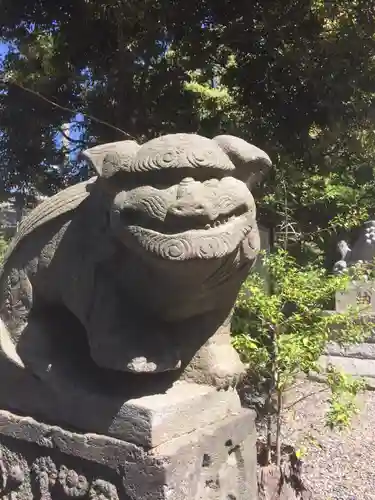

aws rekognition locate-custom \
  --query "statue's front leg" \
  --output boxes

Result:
[86,269,182,374]
[179,312,245,390]
[182,335,245,390]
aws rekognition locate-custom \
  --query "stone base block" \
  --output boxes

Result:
[319,354,375,389]
[318,311,375,389]
[0,406,257,500]
[325,341,375,359]
[0,348,243,446]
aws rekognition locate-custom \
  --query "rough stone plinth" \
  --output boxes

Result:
[335,282,375,313]
[0,402,257,500]
[318,315,375,388]
[319,354,375,389]
[0,356,242,446]
[318,286,375,385]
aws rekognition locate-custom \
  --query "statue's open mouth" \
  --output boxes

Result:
[122,209,254,261]
[128,202,247,230]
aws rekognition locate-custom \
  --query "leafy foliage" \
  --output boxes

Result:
[325,366,366,429]
[233,249,374,463]
[0,1,375,260]
[1,0,375,475]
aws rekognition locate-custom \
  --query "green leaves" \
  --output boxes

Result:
[232,248,371,429]
[326,366,366,429]
[1,0,375,225]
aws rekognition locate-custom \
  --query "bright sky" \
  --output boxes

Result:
[0,39,87,162]
[0,42,9,62]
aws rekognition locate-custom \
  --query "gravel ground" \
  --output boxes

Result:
[277,379,375,500]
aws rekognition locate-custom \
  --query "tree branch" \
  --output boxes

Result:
[284,387,329,411]
[59,128,87,145]
[2,78,136,139]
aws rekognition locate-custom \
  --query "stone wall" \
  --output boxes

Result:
[320,283,375,388]
[0,199,40,239]
[0,201,23,238]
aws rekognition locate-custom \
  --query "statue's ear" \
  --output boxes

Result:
[80,140,140,178]
[213,135,272,187]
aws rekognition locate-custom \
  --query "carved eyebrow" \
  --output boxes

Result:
[145,167,227,182]
[112,167,227,188]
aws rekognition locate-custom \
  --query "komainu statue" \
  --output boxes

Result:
[0,133,271,434]
[333,221,375,274]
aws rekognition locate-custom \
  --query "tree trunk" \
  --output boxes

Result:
[275,390,282,466]
[257,443,312,500]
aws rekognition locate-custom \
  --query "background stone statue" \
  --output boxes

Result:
[348,220,375,263]
[333,239,351,274]
[333,221,375,274]
[0,133,271,433]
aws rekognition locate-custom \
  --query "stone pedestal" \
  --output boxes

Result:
[0,385,257,500]
[318,285,375,387]
[335,281,375,313]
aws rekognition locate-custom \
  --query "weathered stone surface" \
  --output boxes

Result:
[0,406,257,500]
[320,310,375,385]
[320,280,375,381]
[335,281,375,313]
[0,347,242,446]
[333,221,375,272]
[349,220,375,263]
[319,355,375,388]
[0,133,271,436]
[325,342,375,359]
[320,269,375,380]
[321,335,375,385]
[0,133,266,499]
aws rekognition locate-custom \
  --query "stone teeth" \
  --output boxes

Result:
[202,214,238,230]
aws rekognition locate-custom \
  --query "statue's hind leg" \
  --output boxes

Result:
[0,302,87,387]
[14,306,88,384]
[0,266,33,368]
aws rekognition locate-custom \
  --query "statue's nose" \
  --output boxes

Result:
[169,200,214,219]
[168,178,215,220]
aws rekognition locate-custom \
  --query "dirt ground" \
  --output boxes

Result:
[276,379,375,500]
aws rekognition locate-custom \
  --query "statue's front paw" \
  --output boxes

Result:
[208,366,243,390]
[182,340,245,389]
